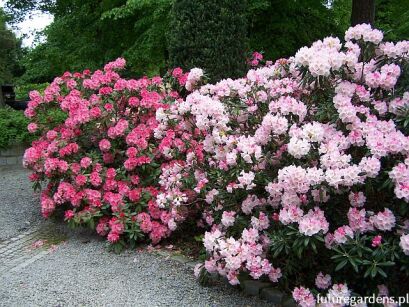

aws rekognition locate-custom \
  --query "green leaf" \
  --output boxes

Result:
[371,266,378,278]
[364,266,372,278]
[335,259,348,271]
[349,258,359,273]
[331,254,345,260]
[379,261,395,267]
[311,241,317,253]
[377,267,387,278]
[304,237,310,247]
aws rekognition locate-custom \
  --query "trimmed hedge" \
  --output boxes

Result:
[168,0,248,82]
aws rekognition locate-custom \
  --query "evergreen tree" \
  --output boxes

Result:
[0,8,24,84]
[248,0,339,61]
[376,0,409,41]
[168,0,248,82]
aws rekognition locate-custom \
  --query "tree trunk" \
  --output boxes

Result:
[351,0,375,26]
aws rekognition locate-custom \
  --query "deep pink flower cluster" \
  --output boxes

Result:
[24,60,202,246]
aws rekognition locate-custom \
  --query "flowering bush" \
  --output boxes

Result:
[178,24,409,300]
[23,59,205,250]
[25,24,409,301]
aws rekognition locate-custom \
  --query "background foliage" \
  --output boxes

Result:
[0,0,409,149]
[168,0,247,81]
[14,82,48,100]
[3,0,409,85]
[375,0,409,41]
[0,106,31,148]
[0,8,23,84]
[247,0,340,61]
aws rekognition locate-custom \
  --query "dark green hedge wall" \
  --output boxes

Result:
[168,0,248,82]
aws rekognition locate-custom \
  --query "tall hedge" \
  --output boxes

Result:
[168,0,247,82]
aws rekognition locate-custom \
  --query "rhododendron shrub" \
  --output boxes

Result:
[24,24,409,300]
[23,59,203,250]
[181,24,409,298]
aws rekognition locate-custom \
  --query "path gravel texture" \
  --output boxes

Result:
[0,165,269,307]
[0,166,42,240]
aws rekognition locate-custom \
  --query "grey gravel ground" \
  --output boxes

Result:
[0,165,269,307]
[0,166,42,240]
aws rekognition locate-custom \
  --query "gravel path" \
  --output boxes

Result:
[0,166,42,240]
[0,165,269,307]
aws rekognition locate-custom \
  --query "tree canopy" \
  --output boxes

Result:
[3,0,409,84]
[0,8,23,84]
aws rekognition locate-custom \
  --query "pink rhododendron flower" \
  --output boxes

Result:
[64,210,75,220]
[221,211,236,228]
[107,231,120,243]
[293,287,316,307]
[370,208,396,231]
[372,235,382,247]
[268,267,282,283]
[315,272,332,290]
[298,207,329,236]
[99,139,111,152]
[400,234,409,255]
[333,225,354,244]
[27,123,38,133]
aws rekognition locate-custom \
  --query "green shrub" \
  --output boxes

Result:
[248,0,340,61]
[0,106,32,149]
[168,0,248,82]
[14,83,49,100]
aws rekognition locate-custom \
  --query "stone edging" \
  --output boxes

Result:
[0,144,25,166]
[153,249,297,307]
[0,226,63,278]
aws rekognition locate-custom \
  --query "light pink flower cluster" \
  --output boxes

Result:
[399,234,409,255]
[187,24,409,297]
[294,36,347,77]
[345,23,383,44]
[185,68,204,91]
[203,227,281,285]
[298,207,329,236]
[315,272,332,290]
[293,286,316,307]
[389,159,409,202]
